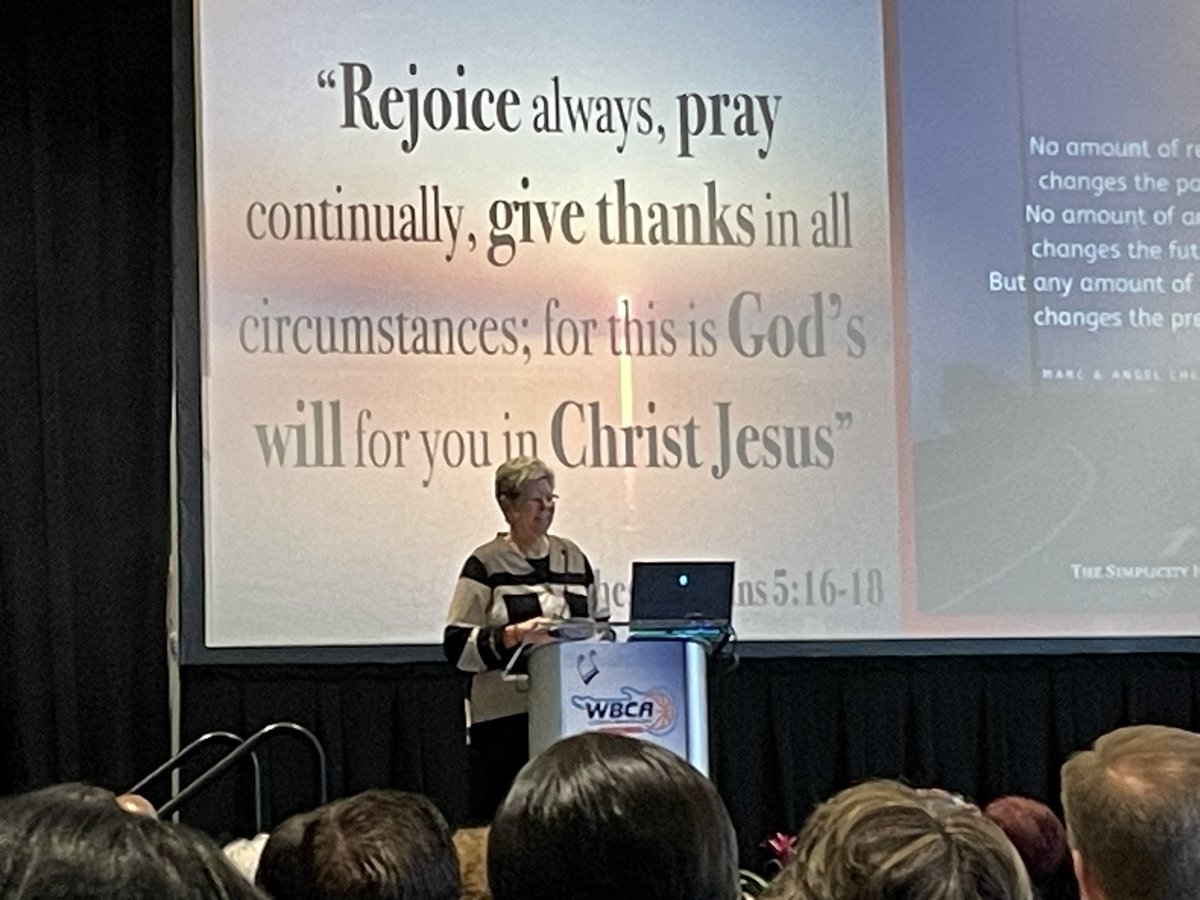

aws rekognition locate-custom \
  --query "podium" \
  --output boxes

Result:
[526,636,710,773]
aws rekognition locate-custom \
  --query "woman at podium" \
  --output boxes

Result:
[443,456,608,822]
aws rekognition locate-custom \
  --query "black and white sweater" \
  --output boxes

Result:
[443,533,608,723]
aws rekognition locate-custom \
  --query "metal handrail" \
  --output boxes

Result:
[156,722,328,825]
[127,731,265,833]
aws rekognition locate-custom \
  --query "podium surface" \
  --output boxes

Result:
[527,637,709,773]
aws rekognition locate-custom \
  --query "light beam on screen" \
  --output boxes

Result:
[617,294,638,528]
[617,295,634,428]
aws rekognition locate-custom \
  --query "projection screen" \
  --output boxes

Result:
[178,0,1200,661]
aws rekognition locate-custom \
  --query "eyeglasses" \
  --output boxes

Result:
[520,493,558,509]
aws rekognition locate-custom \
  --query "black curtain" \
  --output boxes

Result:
[177,664,471,841]
[0,1,172,793]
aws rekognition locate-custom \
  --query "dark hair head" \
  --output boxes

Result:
[487,732,740,900]
[302,789,459,900]
[761,780,1031,900]
[6,782,118,808]
[1061,724,1200,900]
[255,810,316,900]
[0,784,263,899]
[983,796,1068,886]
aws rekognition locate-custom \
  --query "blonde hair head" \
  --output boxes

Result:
[762,780,1030,900]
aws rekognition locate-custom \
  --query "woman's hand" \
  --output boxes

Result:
[503,616,558,649]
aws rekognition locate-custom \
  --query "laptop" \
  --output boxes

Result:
[628,561,735,639]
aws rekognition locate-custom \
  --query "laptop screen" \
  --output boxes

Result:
[629,561,735,626]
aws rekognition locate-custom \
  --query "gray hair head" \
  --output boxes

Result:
[494,456,553,505]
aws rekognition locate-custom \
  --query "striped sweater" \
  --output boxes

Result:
[444,533,608,723]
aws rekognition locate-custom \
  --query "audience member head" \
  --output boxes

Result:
[8,781,117,807]
[254,810,314,899]
[488,732,740,900]
[0,784,263,899]
[1061,724,1200,900]
[3,782,157,820]
[761,779,1031,900]
[301,789,459,900]
[984,795,1073,897]
[452,827,491,900]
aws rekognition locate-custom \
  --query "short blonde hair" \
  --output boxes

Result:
[762,780,1030,900]
[494,457,553,505]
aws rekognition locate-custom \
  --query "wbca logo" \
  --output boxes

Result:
[570,686,677,736]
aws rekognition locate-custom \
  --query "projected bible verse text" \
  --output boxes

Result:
[233,62,854,266]
[243,286,866,485]
[234,61,874,485]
